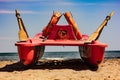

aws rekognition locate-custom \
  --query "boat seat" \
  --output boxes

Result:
[48,24,77,40]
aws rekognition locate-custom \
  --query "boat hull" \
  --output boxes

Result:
[79,41,106,66]
[16,40,107,66]
[17,45,45,66]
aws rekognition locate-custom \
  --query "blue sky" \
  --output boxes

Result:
[0,0,120,52]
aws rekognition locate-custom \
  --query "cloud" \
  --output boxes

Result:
[0,9,44,14]
[0,0,75,6]
[0,37,17,40]
[0,9,69,15]
[0,10,15,14]
[0,0,41,2]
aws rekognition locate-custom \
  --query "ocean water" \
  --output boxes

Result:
[0,51,120,61]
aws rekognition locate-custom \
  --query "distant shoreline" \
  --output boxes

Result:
[0,51,120,61]
[0,50,120,53]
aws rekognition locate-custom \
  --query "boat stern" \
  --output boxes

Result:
[79,41,107,66]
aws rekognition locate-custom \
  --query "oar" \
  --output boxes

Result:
[15,9,29,42]
[64,12,82,40]
[85,11,114,43]
[42,11,62,38]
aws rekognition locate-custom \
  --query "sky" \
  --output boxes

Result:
[0,0,120,52]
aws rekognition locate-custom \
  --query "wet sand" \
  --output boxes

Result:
[0,59,120,80]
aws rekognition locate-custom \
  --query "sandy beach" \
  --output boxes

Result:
[0,59,120,80]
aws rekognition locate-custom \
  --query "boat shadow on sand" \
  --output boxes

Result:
[0,59,98,72]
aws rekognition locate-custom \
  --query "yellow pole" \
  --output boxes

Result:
[64,12,82,40]
[86,11,114,43]
[15,10,29,41]
[42,11,62,38]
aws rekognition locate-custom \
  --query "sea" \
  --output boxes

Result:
[0,51,120,61]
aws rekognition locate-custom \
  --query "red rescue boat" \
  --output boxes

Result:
[15,10,114,66]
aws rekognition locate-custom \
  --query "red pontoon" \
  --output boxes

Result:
[15,10,114,66]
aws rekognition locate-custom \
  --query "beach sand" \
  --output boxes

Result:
[0,59,120,80]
